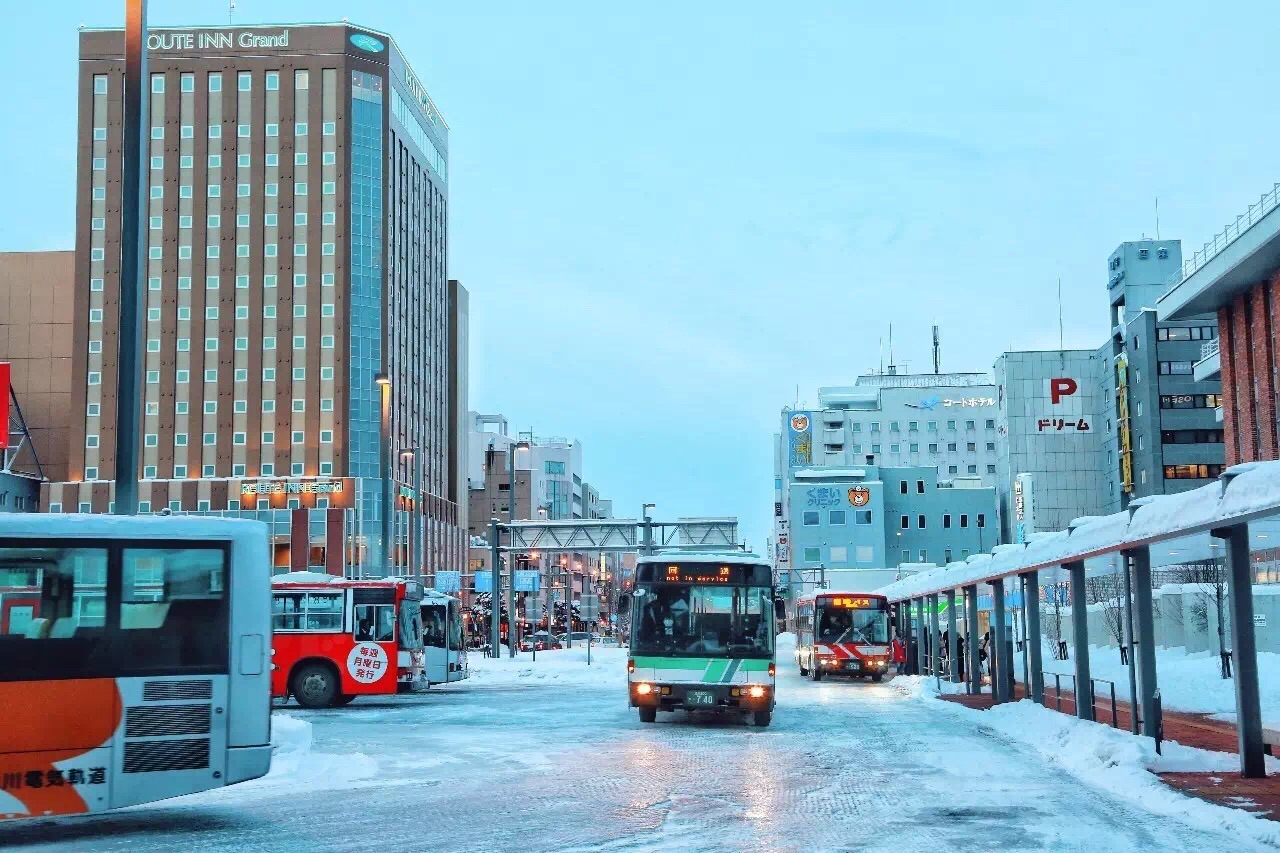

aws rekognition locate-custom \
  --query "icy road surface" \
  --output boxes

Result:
[1,645,1267,852]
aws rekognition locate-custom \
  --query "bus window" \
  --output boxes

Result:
[118,547,229,674]
[273,591,342,631]
[355,604,395,642]
[0,546,109,680]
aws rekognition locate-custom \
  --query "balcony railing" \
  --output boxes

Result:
[1166,182,1280,290]
[1201,338,1221,361]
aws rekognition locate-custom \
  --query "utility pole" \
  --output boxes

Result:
[114,0,149,516]
[489,518,501,657]
[507,443,527,658]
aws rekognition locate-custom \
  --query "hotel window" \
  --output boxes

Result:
[292,431,305,444]
[965,420,975,429]
[320,430,333,443]
[202,465,215,478]
[205,338,218,351]
[263,337,276,350]
[204,401,217,414]
[947,442,957,452]
[94,76,107,94]
[178,245,192,258]
[293,274,307,287]
[197,500,210,512]
[323,121,336,135]
[149,188,163,201]
[900,515,909,529]
[977,514,986,528]
[179,186,193,200]
[91,217,105,231]
[176,370,189,383]
[208,154,221,167]
[890,422,900,432]
[943,514,951,529]
[322,183,336,196]
[320,367,334,380]
[87,403,100,416]
[149,156,163,170]
[319,464,333,476]
[909,443,919,452]
[295,122,308,136]
[265,153,278,167]
[947,420,956,430]
[141,371,156,384]
[263,368,276,381]
[320,399,333,412]
[237,154,250,168]
[176,338,190,352]
[292,399,305,412]
[208,125,221,138]
[178,215,192,228]
[323,152,336,166]
[262,431,275,444]
[967,464,977,474]
[89,340,103,354]
[150,127,164,140]
[232,466,245,478]
[91,249,105,261]
[236,306,249,320]
[208,185,221,197]
[86,435,100,448]
[890,444,900,453]
[234,369,248,382]
[265,244,278,257]
[238,72,251,91]
[322,273,335,285]
[93,187,106,200]
[985,419,996,429]
[263,305,277,319]
[265,183,278,197]
[181,74,194,93]
[263,400,276,413]
[293,367,306,380]
[150,74,165,93]
[294,183,308,197]
[146,339,160,353]
[236,244,250,257]
[233,432,247,445]
[266,71,279,90]
[322,242,335,255]
[175,402,188,414]
[295,153,308,167]
[202,433,216,446]
[85,467,99,480]
[175,433,188,447]
[266,124,279,137]
[237,185,251,198]
[144,434,158,448]
[91,278,104,291]
[293,305,307,318]
[236,276,249,289]
[321,335,335,348]
[321,304,335,317]
[959,515,969,528]
[928,443,938,453]
[204,369,217,382]
[178,276,191,290]
[146,276,161,290]
[966,442,976,452]
[289,463,305,478]
[92,157,107,171]
[948,465,958,474]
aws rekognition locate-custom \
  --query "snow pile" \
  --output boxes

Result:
[1040,643,1280,728]
[468,643,628,689]
[904,684,1280,847]
[260,713,378,789]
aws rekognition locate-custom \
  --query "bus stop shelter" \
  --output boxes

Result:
[877,460,1280,779]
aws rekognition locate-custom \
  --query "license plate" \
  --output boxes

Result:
[844,661,861,671]
[686,690,716,706]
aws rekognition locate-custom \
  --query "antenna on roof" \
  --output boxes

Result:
[228,1,235,25]
[887,324,897,376]
[1155,196,1161,240]
[1057,277,1064,351]
[932,325,940,374]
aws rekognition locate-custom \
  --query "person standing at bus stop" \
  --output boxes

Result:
[891,634,906,675]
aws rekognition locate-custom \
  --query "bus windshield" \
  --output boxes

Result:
[633,585,773,657]
[423,602,463,651]
[817,606,889,645]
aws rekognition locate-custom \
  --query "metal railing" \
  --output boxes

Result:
[1091,678,1120,729]
[1045,672,1077,715]
[1200,338,1221,361]
[1040,672,1120,729]
[1166,182,1280,290]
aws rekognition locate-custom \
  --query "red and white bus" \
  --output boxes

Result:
[794,592,891,682]
[1,513,272,821]
[270,572,427,707]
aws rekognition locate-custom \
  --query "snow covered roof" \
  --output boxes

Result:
[0,512,267,543]
[876,460,1280,602]
[792,468,872,480]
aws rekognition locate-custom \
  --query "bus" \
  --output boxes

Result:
[0,513,272,821]
[794,591,891,682]
[622,551,785,727]
[421,589,468,685]
[270,573,427,707]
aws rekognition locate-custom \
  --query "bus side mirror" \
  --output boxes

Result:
[617,594,630,616]
[774,599,787,621]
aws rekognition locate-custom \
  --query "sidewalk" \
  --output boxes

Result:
[937,679,1277,820]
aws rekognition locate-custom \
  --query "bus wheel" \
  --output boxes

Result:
[638,707,657,723]
[753,710,772,727]
[798,660,809,676]
[334,694,357,705]
[871,673,883,683]
[292,663,338,708]
[809,665,823,682]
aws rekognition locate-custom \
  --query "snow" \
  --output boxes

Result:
[1040,642,1280,729]
[0,511,267,544]
[468,642,629,689]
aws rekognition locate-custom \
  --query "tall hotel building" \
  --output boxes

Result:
[43,24,469,578]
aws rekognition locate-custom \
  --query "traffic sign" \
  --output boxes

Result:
[514,570,540,592]
[524,595,540,621]
[580,594,600,621]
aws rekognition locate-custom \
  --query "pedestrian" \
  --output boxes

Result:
[891,634,906,675]
[980,631,991,676]
[957,634,966,680]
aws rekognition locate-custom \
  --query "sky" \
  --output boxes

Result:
[2,2,1278,552]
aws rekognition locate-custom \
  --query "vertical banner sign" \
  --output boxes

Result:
[1115,356,1134,494]
[0,362,9,450]
[435,570,461,593]
[788,412,812,466]
[1013,473,1036,543]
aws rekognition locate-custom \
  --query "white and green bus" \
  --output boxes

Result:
[622,551,784,727]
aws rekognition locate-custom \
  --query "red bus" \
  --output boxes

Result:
[794,592,891,682]
[270,572,427,707]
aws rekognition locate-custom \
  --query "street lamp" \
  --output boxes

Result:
[506,440,530,658]
[375,372,392,577]
[399,447,421,582]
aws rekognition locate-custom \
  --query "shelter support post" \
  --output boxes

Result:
[991,577,1008,703]
[946,588,960,683]
[1022,570,1044,705]
[1066,560,1093,721]
[1213,524,1267,778]
[965,585,981,694]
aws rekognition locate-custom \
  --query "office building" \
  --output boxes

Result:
[0,251,76,485]
[993,349,1110,541]
[779,463,996,591]
[1101,240,1224,509]
[44,23,466,577]
[1158,184,1280,467]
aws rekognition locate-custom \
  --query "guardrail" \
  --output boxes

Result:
[1091,678,1119,729]
[1166,182,1280,291]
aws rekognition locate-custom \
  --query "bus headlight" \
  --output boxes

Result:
[635,682,653,696]
[748,685,766,699]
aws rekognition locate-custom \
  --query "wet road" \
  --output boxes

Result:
[0,655,1258,852]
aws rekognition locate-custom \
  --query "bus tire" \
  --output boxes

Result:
[871,673,883,683]
[753,710,772,727]
[291,662,339,708]
[810,664,823,682]
[638,707,657,723]
[334,693,357,705]
[798,660,809,676]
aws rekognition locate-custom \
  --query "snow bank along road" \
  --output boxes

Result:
[0,646,1267,852]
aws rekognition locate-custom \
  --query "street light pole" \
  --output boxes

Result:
[375,373,392,576]
[489,517,501,657]
[114,0,149,516]
[507,441,529,658]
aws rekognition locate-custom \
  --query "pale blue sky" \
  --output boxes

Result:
[2,2,1276,550]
